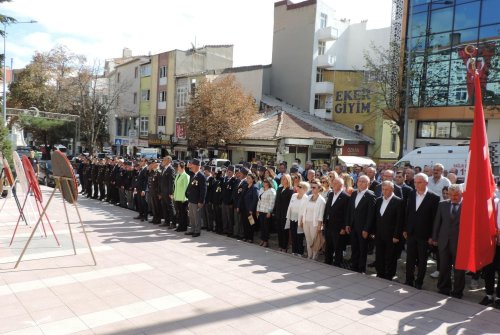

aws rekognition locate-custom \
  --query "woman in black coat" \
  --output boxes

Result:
[274,173,294,252]
[241,173,259,243]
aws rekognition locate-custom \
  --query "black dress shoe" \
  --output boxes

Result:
[450,292,463,299]
[192,233,200,237]
[367,261,376,268]
[158,223,169,227]
[494,299,500,309]
[133,216,142,220]
[479,296,494,306]
[168,225,176,230]
[176,228,186,232]
[414,283,423,290]
[185,231,193,235]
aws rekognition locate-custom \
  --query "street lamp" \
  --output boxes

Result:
[2,19,37,126]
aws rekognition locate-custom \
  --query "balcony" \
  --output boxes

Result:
[317,54,335,68]
[317,26,338,41]
[315,81,334,95]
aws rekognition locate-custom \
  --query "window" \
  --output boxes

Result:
[157,115,166,127]
[314,94,325,109]
[318,41,326,56]
[481,0,500,26]
[159,66,167,78]
[320,13,328,29]
[140,64,151,77]
[390,132,397,153]
[316,68,324,82]
[133,92,137,104]
[417,121,473,139]
[134,67,138,78]
[176,86,188,108]
[141,89,150,101]
[116,118,122,136]
[140,117,149,137]
[159,91,166,102]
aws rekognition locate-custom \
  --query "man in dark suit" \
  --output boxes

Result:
[403,173,440,289]
[323,177,350,266]
[185,158,206,237]
[395,170,412,202]
[159,156,176,228]
[346,175,376,273]
[374,170,402,198]
[374,181,403,280]
[366,166,380,192]
[432,184,465,298]
[221,166,237,237]
[134,159,149,221]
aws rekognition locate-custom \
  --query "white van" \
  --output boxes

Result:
[394,146,469,180]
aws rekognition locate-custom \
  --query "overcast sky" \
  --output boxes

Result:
[2,0,392,70]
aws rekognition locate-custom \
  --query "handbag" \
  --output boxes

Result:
[248,215,255,225]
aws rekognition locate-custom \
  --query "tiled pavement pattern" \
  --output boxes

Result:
[0,186,499,335]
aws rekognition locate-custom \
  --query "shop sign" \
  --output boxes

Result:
[313,139,333,150]
[341,144,366,156]
[334,89,371,114]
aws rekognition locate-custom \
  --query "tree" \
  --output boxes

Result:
[363,41,406,158]
[0,123,12,163]
[186,75,257,149]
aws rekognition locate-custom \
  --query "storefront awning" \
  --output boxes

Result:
[337,156,376,167]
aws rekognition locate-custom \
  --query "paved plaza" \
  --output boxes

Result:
[0,186,499,335]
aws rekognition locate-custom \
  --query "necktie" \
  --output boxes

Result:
[452,203,458,218]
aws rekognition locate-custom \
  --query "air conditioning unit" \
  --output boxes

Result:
[354,124,363,132]
[335,138,345,147]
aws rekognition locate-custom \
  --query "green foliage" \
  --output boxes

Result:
[0,122,12,164]
[17,115,74,145]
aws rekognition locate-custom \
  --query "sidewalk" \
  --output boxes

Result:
[0,186,499,335]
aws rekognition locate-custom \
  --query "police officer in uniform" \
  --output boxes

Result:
[185,158,207,237]
[159,156,176,228]
[147,159,162,224]
[221,166,237,237]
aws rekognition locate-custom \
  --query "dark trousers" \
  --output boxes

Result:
[205,203,215,231]
[174,201,188,231]
[259,213,271,242]
[438,243,465,296]
[375,238,399,280]
[277,217,289,250]
[484,246,500,296]
[214,204,223,233]
[93,182,99,198]
[405,235,429,286]
[161,196,176,225]
[350,230,368,273]
[150,194,161,222]
[139,194,148,218]
[325,228,344,266]
[221,204,234,235]
[98,182,105,199]
[242,210,255,241]
[119,187,127,207]
[290,220,304,255]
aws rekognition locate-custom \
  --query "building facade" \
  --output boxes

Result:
[402,0,500,149]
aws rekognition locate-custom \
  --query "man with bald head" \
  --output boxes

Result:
[403,173,440,289]
[345,175,376,273]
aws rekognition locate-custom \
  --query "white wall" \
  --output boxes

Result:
[271,2,316,113]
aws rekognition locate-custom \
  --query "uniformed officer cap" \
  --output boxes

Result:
[227,165,235,172]
[257,166,266,172]
[240,167,249,175]
[243,162,251,169]
[148,159,159,164]
[172,160,179,168]
[251,164,258,170]
[290,166,299,173]
[191,158,201,166]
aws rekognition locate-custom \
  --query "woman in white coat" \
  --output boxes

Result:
[286,181,310,256]
[299,179,326,260]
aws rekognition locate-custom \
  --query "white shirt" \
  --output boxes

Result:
[331,191,342,206]
[355,189,367,208]
[416,188,428,211]
[380,193,394,216]
[428,176,451,200]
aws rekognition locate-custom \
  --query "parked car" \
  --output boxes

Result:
[38,160,55,187]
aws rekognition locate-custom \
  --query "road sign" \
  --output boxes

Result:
[115,139,122,146]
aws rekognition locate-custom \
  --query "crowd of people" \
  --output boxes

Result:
[76,154,500,308]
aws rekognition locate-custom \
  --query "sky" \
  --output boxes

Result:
[2,0,393,71]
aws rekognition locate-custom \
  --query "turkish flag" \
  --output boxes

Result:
[455,71,497,272]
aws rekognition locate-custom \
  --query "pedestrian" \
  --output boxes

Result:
[275,173,294,252]
[173,161,189,232]
[185,159,206,237]
[257,177,276,247]
[299,179,326,260]
[286,181,310,256]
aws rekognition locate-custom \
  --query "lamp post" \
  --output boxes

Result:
[2,20,37,126]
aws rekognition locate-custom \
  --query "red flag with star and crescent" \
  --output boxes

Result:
[455,69,497,272]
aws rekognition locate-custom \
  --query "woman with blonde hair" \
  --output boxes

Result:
[340,172,355,196]
[299,179,326,260]
[256,177,276,247]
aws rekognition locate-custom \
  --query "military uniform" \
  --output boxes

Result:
[186,160,207,236]
[147,163,162,224]
[212,172,224,234]
[159,162,176,228]
[221,166,238,236]
[91,160,100,199]
[97,161,106,200]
